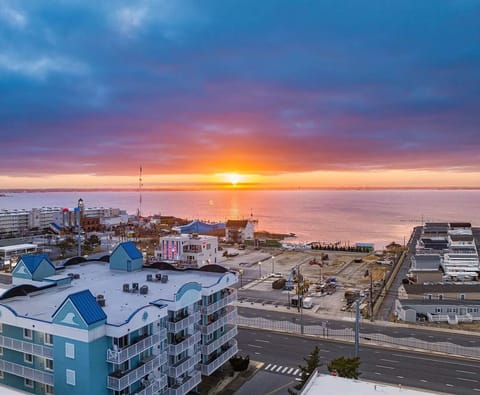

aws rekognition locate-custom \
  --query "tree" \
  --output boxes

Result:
[288,346,321,395]
[327,356,361,379]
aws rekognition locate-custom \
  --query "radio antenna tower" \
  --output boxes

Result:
[137,165,143,219]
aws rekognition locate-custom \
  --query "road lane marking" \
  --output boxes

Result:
[282,367,289,373]
[420,380,428,383]
[255,339,270,343]
[473,388,480,392]
[380,359,399,363]
[248,344,262,348]
[375,372,381,375]
[255,352,261,355]
[276,366,283,372]
[397,376,404,379]
[294,369,300,375]
[320,349,331,353]
[265,364,271,370]
[456,370,477,375]
[270,365,277,371]
[376,365,394,370]
[391,353,479,368]
[457,378,478,383]
[446,384,454,387]
[287,368,294,374]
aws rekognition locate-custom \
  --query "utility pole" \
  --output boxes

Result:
[369,271,374,321]
[354,299,360,357]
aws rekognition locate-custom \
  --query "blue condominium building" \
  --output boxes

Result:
[0,242,238,395]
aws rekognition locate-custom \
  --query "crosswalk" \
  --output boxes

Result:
[262,363,301,376]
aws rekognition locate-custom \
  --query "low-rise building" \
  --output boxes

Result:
[225,220,255,243]
[0,242,238,395]
[155,234,219,267]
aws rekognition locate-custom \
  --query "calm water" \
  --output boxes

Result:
[1,190,479,249]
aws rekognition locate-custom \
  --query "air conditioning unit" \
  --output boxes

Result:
[132,282,139,292]
[146,274,153,281]
[140,285,149,295]
[123,283,130,292]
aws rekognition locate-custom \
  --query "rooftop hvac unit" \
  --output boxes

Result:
[140,285,148,295]
[161,275,168,283]
[123,283,130,292]
[73,273,80,279]
[132,282,139,292]
[146,274,153,281]
[97,297,106,307]
[155,273,162,281]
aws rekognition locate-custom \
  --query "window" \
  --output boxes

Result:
[0,370,3,379]
[44,333,53,345]
[45,384,54,394]
[426,294,432,300]
[23,328,32,339]
[460,294,465,300]
[24,353,33,364]
[45,359,54,371]
[66,369,76,386]
[24,378,34,388]
[114,334,128,349]
[438,294,443,301]
[65,343,75,359]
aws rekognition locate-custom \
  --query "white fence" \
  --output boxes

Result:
[236,315,480,359]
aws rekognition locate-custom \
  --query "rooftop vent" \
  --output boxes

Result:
[155,273,162,281]
[140,285,148,295]
[132,283,139,292]
[146,274,153,282]
[96,294,105,307]
[161,275,168,283]
[123,283,130,293]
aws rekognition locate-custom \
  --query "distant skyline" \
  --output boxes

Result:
[1,1,480,189]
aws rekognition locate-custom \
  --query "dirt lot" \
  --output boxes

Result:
[219,245,395,317]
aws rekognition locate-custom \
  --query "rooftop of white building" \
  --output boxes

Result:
[0,260,236,326]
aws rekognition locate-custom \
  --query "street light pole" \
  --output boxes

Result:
[271,256,275,273]
[258,262,262,278]
[77,198,84,257]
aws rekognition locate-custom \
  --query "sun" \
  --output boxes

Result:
[227,173,241,186]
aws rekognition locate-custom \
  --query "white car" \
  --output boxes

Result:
[271,272,283,278]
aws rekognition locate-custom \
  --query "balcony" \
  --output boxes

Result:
[133,373,168,395]
[107,333,161,364]
[0,359,54,386]
[201,327,238,355]
[168,353,201,378]
[0,335,53,359]
[168,332,201,356]
[167,311,200,333]
[200,340,238,376]
[166,370,202,395]
[107,354,161,391]
[201,289,237,315]
[199,307,237,335]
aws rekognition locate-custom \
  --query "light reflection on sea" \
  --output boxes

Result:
[1,190,479,249]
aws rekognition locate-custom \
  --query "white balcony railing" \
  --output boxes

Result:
[201,326,237,355]
[107,333,160,364]
[0,359,54,386]
[200,340,238,376]
[201,289,237,315]
[167,312,200,333]
[168,353,201,378]
[0,335,53,359]
[166,370,202,395]
[167,332,201,356]
[107,354,161,391]
[199,307,237,334]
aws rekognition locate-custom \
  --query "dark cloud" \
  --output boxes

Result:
[1,0,480,178]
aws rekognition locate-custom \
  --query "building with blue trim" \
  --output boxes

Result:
[0,243,238,395]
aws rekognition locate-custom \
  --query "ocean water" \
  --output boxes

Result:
[1,190,479,249]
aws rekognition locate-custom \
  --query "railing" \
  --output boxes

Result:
[167,332,201,356]
[166,370,202,395]
[201,327,237,355]
[201,289,237,315]
[200,341,238,376]
[133,373,168,395]
[107,333,160,364]
[199,307,237,335]
[0,359,54,385]
[237,315,480,360]
[167,312,200,333]
[107,354,161,391]
[168,353,201,378]
[0,335,53,359]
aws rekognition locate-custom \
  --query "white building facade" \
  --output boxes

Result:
[156,234,220,267]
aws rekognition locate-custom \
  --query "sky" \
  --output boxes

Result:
[1,0,480,189]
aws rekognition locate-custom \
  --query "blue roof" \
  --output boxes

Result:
[118,241,143,259]
[68,290,107,325]
[20,254,53,274]
[177,220,225,234]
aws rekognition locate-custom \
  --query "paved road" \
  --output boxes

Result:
[237,306,480,347]
[237,327,480,395]
[377,226,422,321]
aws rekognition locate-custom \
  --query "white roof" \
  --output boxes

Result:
[1,261,235,325]
[302,374,438,395]
[0,244,38,253]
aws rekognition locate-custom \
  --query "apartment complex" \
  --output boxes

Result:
[155,234,220,268]
[0,242,238,394]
